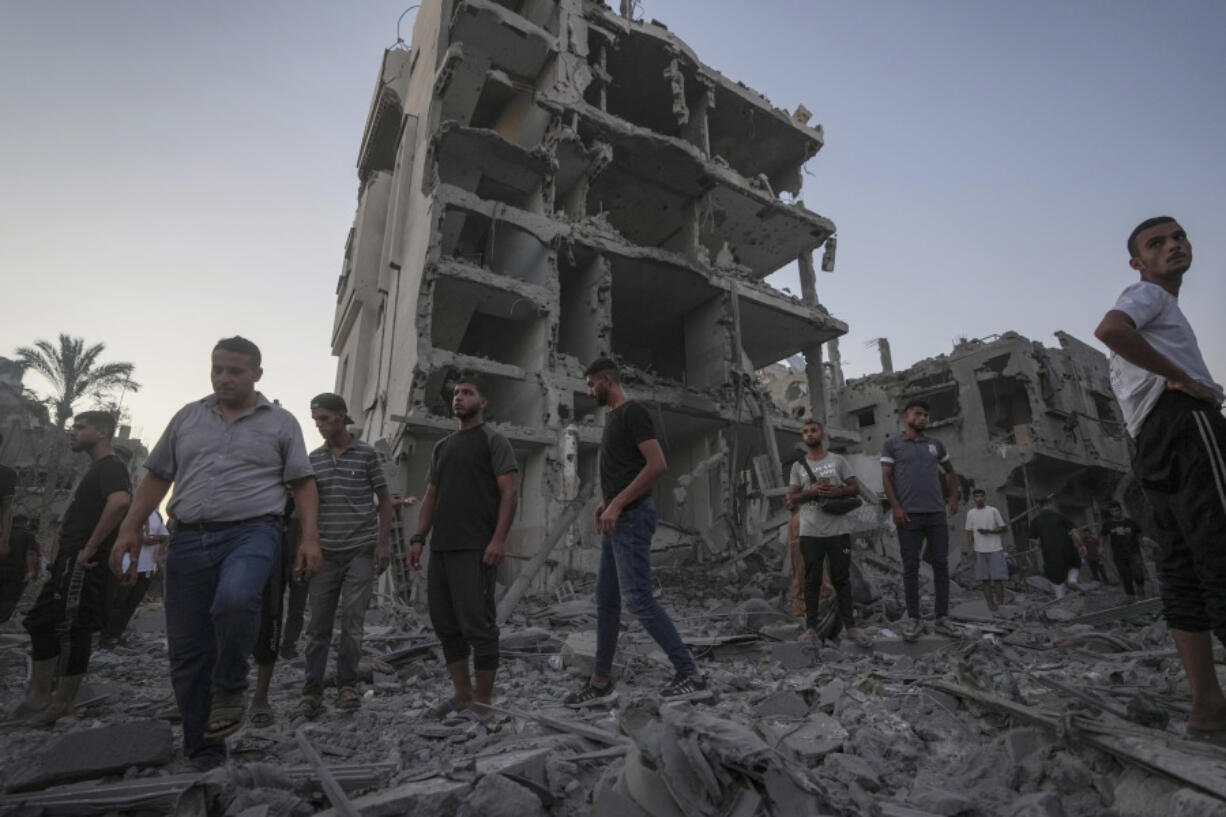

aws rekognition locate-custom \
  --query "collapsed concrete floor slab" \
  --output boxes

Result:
[3,546,1225,817]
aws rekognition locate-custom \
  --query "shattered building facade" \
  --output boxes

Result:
[831,331,1133,554]
[329,0,844,582]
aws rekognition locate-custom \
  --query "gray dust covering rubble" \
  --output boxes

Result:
[2,2,1224,817]
[4,550,1226,816]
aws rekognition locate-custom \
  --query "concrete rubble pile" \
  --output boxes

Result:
[4,542,1226,817]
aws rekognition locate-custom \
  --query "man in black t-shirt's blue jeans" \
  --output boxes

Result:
[15,411,131,725]
[563,358,707,708]
[408,373,518,723]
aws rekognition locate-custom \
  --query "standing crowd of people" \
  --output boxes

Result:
[2,214,1223,756]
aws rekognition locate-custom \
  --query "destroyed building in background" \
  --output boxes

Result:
[329,0,844,588]
[767,331,1134,558]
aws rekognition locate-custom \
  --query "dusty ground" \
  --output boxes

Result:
[2,548,1225,816]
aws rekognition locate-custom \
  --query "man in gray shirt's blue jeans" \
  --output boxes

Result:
[111,336,322,766]
[881,399,960,642]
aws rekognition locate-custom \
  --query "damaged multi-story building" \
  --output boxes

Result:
[804,332,1132,557]
[328,0,845,588]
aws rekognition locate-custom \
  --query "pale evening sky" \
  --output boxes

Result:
[2,1,1223,452]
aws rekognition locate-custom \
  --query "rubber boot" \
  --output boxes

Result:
[982,583,998,611]
[35,674,84,726]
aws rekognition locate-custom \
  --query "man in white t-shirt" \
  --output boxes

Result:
[101,510,168,646]
[1095,216,1226,744]
[786,419,871,648]
[963,489,1008,611]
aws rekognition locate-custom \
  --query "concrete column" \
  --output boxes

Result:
[798,250,818,306]
[825,337,844,422]
[804,344,826,425]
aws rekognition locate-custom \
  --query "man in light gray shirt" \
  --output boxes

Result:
[111,336,322,766]
[786,419,870,648]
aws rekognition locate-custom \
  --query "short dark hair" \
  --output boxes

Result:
[454,371,487,397]
[213,336,262,368]
[1127,216,1176,258]
[972,488,986,496]
[1107,500,1122,510]
[75,410,117,439]
[902,399,930,414]
[801,418,823,429]
[584,357,620,381]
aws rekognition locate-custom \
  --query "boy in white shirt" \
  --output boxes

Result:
[964,489,1008,610]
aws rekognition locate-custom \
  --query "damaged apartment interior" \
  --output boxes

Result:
[331,0,845,589]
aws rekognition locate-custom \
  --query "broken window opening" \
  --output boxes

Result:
[429,276,547,369]
[423,367,544,428]
[977,376,1033,441]
[557,253,606,366]
[440,206,551,286]
[488,0,561,35]
[1090,390,1123,437]
[602,36,702,138]
[904,386,960,424]
[853,407,876,428]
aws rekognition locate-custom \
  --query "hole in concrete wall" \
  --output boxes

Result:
[853,407,876,428]
[982,353,1012,375]
[978,376,1033,438]
[911,386,960,423]
[489,0,560,35]
[1089,390,1123,437]
[557,252,604,366]
[429,276,547,369]
[440,206,551,285]
[573,392,598,424]
[602,34,698,138]
[422,368,544,427]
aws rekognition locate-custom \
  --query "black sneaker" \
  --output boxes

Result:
[563,680,619,709]
[660,672,712,702]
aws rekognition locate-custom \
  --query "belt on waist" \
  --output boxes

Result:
[174,514,280,533]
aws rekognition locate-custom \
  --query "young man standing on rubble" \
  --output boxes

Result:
[297,393,393,717]
[110,336,321,766]
[882,399,960,642]
[1028,496,1083,598]
[787,419,871,647]
[963,488,1008,611]
[1099,501,1148,602]
[1094,216,1226,742]
[408,374,517,722]
[564,358,708,707]
[14,411,131,724]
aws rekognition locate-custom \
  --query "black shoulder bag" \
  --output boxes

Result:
[800,458,862,515]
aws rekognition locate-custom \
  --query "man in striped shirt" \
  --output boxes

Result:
[296,393,393,716]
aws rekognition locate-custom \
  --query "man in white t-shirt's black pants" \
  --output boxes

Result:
[1095,216,1226,743]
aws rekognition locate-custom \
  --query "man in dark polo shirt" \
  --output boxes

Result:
[295,392,392,717]
[15,411,131,724]
[408,373,517,722]
[882,399,960,642]
[563,358,707,708]
[1100,501,1148,601]
[111,336,321,765]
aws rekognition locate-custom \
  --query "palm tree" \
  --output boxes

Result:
[15,334,140,428]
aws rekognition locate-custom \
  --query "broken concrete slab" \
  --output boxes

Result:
[907,787,978,816]
[770,641,821,669]
[456,773,545,817]
[1005,790,1067,817]
[758,712,848,764]
[1172,788,1226,817]
[316,777,471,817]
[752,689,810,719]
[4,718,173,793]
[823,752,883,793]
[871,635,950,658]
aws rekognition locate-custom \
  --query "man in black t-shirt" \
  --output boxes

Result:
[1028,496,1084,599]
[1100,501,1148,600]
[563,358,707,708]
[0,514,38,623]
[14,411,131,724]
[408,373,518,722]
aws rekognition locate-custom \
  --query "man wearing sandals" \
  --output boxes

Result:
[1095,216,1226,745]
[296,393,393,718]
[786,419,872,649]
[408,373,518,723]
[111,337,321,765]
